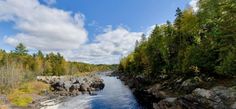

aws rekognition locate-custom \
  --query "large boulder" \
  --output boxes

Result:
[211,86,236,104]
[211,86,236,108]
[63,81,72,92]
[147,84,166,99]
[70,83,80,92]
[51,80,65,91]
[80,83,90,92]
[180,77,202,93]
[192,88,227,109]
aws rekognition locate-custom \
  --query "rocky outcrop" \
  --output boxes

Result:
[37,76,105,96]
[147,86,236,109]
[114,71,236,109]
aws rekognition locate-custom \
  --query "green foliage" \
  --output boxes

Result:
[14,43,28,55]
[10,94,32,107]
[0,43,115,94]
[7,81,49,107]
[119,0,236,78]
[216,49,236,76]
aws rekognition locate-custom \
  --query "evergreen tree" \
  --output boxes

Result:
[14,43,28,55]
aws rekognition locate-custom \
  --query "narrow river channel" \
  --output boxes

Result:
[43,73,142,109]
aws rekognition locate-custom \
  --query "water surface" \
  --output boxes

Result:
[43,74,141,109]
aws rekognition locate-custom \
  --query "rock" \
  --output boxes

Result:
[181,77,202,93]
[192,88,227,109]
[153,97,177,109]
[231,102,236,109]
[212,86,236,104]
[74,78,84,84]
[175,95,207,109]
[192,88,213,99]
[37,75,105,97]
[147,84,166,99]
[51,81,65,91]
[148,84,162,92]
[159,74,168,80]
[80,83,90,91]
[70,78,76,84]
[70,84,80,92]
[63,81,72,91]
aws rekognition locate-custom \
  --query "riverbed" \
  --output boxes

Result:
[41,73,142,109]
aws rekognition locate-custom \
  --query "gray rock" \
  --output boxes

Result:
[211,86,236,107]
[63,81,72,91]
[192,88,227,109]
[181,77,202,92]
[231,102,236,109]
[70,84,80,92]
[80,83,89,91]
[74,78,84,84]
[153,97,177,109]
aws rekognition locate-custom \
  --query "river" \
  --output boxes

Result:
[42,73,142,109]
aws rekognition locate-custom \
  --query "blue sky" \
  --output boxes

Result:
[0,0,196,64]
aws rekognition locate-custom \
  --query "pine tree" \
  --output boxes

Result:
[14,43,28,55]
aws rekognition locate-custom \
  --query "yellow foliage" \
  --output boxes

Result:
[7,81,49,107]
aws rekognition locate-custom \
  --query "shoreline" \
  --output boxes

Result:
[112,71,236,109]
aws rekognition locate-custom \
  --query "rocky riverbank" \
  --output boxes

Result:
[37,75,105,96]
[113,72,236,109]
[34,75,105,108]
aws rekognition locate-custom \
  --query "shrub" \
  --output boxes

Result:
[216,50,236,76]
[7,81,49,107]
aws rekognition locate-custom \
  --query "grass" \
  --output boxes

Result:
[7,81,49,107]
[0,105,8,109]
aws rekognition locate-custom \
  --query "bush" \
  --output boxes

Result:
[7,81,49,107]
[216,50,236,76]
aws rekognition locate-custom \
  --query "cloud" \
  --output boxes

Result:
[145,25,156,37]
[0,0,143,64]
[0,0,87,50]
[189,0,199,12]
[61,27,142,64]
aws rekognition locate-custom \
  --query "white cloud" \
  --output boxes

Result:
[189,0,199,12]
[145,25,156,37]
[0,0,87,50]
[0,0,143,64]
[61,27,142,64]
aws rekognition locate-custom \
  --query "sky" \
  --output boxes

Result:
[0,0,198,64]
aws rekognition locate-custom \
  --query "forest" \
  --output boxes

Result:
[118,0,236,79]
[0,43,114,94]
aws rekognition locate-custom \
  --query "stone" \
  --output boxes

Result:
[192,88,227,109]
[231,102,236,109]
[80,83,89,91]
[153,97,177,109]
[181,77,201,93]
[63,81,72,91]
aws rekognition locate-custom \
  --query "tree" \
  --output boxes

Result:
[37,50,44,58]
[141,34,146,43]
[14,43,28,55]
[174,7,183,30]
[134,40,139,51]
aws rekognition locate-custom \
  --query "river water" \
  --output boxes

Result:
[43,74,142,109]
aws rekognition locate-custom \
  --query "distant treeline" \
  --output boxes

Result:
[0,43,115,93]
[118,0,236,78]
